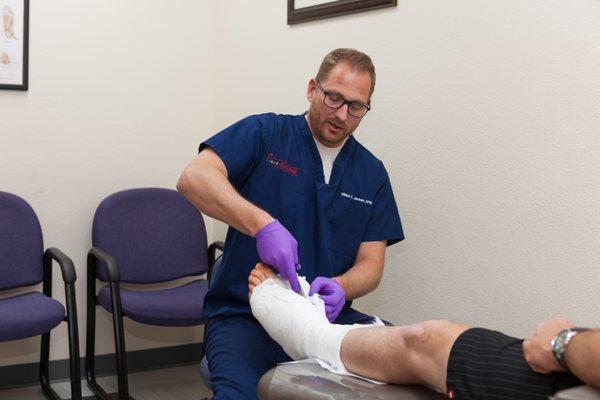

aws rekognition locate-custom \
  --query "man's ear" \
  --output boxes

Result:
[307,78,317,103]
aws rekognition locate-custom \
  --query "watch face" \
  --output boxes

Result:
[552,328,588,362]
[554,331,567,352]
[551,329,571,362]
[551,336,558,350]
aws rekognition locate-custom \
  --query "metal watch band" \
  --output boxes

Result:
[551,327,590,370]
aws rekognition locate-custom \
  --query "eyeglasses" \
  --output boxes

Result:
[316,80,371,118]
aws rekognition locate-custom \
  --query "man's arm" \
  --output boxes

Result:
[523,317,600,388]
[178,147,303,292]
[564,329,600,388]
[177,148,273,236]
[334,240,386,300]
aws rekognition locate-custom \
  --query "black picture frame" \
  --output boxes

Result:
[288,0,396,25]
[0,0,29,90]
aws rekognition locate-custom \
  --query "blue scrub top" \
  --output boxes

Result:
[200,113,404,318]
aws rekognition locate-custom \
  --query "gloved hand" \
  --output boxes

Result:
[309,277,345,322]
[255,220,301,292]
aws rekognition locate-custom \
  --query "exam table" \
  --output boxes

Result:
[256,362,600,400]
[257,362,446,400]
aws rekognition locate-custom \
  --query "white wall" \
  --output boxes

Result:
[2,0,600,368]
[0,1,215,365]
[212,0,600,337]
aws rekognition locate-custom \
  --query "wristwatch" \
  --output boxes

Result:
[550,327,590,369]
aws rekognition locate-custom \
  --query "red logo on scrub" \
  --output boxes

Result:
[266,153,299,176]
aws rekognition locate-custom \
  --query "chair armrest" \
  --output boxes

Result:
[44,247,77,284]
[208,241,224,267]
[553,385,600,400]
[207,241,224,282]
[88,246,120,282]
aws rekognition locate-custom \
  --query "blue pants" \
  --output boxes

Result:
[205,309,376,400]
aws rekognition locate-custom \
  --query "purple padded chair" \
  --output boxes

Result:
[0,191,81,399]
[85,188,222,400]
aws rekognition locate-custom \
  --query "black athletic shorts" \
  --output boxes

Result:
[446,327,582,400]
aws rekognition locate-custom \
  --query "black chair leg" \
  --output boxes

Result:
[65,282,82,399]
[39,331,61,400]
[109,281,130,400]
[38,287,81,399]
[85,294,114,400]
[85,258,133,400]
[39,323,82,400]
[86,258,103,399]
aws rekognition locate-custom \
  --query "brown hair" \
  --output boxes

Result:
[316,48,376,99]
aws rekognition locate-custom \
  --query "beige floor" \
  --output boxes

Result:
[0,364,212,399]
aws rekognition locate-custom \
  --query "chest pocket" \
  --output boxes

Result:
[326,195,371,258]
[248,154,302,229]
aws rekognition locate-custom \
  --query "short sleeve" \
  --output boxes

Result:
[362,166,405,246]
[199,115,270,186]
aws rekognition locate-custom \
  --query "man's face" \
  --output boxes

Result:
[306,62,372,148]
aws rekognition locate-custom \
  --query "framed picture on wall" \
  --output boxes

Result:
[287,0,396,25]
[0,0,29,90]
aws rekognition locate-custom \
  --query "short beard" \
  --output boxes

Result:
[307,108,321,140]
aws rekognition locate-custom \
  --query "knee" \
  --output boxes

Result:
[403,319,459,351]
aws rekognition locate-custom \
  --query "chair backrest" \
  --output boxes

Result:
[92,188,209,283]
[0,191,44,291]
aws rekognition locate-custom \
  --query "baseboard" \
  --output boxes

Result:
[0,342,204,390]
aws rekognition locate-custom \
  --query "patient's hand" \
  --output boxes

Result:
[523,317,576,373]
[248,263,276,298]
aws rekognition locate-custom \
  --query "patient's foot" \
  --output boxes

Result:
[248,263,276,298]
[248,263,360,372]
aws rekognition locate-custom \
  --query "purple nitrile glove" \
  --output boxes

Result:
[309,277,345,322]
[255,220,301,293]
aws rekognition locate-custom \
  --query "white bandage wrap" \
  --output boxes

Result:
[250,276,380,375]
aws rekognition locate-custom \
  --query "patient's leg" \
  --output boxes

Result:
[341,320,469,392]
[248,264,468,392]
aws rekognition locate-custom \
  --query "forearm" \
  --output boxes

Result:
[177,152,273,236]
[564,329,600,388]
[334,262,381,300]
[334,241,386,300]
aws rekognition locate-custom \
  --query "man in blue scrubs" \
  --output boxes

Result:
[177,48,404,399]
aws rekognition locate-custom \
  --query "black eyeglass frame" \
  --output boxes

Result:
[316,80,371,118]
